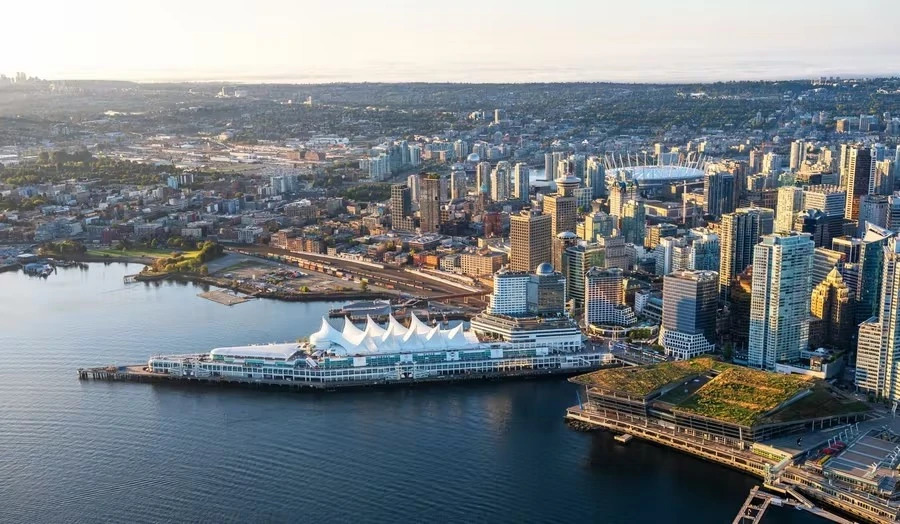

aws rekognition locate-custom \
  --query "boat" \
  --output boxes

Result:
[614,433,634,444]
[147,313,614,387]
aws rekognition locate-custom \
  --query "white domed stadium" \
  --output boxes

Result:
[604,152,711,185]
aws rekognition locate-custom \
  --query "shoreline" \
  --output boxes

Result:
[52,255,400,303]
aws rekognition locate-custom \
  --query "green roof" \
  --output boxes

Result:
[571,357,717,397]
[573,357,870,427]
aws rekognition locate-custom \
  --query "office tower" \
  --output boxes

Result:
[527,263,567,316]
[607,180,638,218]
[493,109,505,124]
[585,156,606,199]
[584,267,636,327]
[620,200,646,246]
[889,193,900,232]
[645,223,677,250]
[703,171,735,218]
[490,161,511,202]
[578,203,615,242]
[874,160,895,195]
[832,236,862,263]
[686,228,720,271]
[390,183,414,232]
[406,174,421,203]
[543,175,579,237]
[450,168,467,200]
[486,270,529,316]
[855,237,900,401]
[858,194,889,236]
[730,266,754,357]
[812,247,847,289]
[596,234,632,271]
[843,146,874,220]
[718,207,775,299]
[793,209,829,247]
[453,140,468,162]
[509,211,551,272]
[790,140,805,170]
[748,233,815,369]
[810,268,852,350]
[419,175,442,233]
[563,242,604,307]
[857,224,895,323]
[512,163,529,202]
[775,186,804,233]
[552,232,578,274]
[655,236,687,276]
[803,185,847,246]
[660,270,718,360]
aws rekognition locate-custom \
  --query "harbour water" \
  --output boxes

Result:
[0,263,822,523]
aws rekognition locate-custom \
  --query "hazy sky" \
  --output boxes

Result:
[3,0,899,83]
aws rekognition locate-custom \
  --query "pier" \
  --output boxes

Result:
[197,290,252,306]
[567,407,891,523]
[78,361,621,391]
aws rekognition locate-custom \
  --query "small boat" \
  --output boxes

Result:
[614,433,633,444]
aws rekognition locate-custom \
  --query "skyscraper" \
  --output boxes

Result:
[542,175,579,237]
[585,156,606,199]
[793,209,829,247]
[578,203,616,242]
[659,270,718,360]
[407,173,421,203]
[858,194,889,236]
[419,174,442,233]
[475,161,492,196]
[390,183,414,232]
[775,186,804,233]
[512,163,529,202]
[527,263,567,317]
[842,145,874,220]
[584,267,636,327]
[703,171,735,218]
[562,242,604,307]
[450,168,467,201]
[509,211,552,272]
[748,233,814,369]
[718,207,774,299]
[620,199,646,247]
[803,185,846,247]
[855,237,900,401]
[810,268,852,350]
[789,140,805,171]
[490,161,511,202]
[552,232,578,274]
[856,224,895,324]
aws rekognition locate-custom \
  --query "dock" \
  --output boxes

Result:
[197,290,252,306]
[733,485,856,524]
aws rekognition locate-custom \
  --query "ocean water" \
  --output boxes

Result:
[0,263,820,523]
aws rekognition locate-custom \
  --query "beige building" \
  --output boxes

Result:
[509,211,552,272]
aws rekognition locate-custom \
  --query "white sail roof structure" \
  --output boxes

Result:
[309,314,480,356]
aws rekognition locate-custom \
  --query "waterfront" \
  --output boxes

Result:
[0,263,821,523]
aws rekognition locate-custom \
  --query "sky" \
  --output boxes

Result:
[2,0,899,83]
